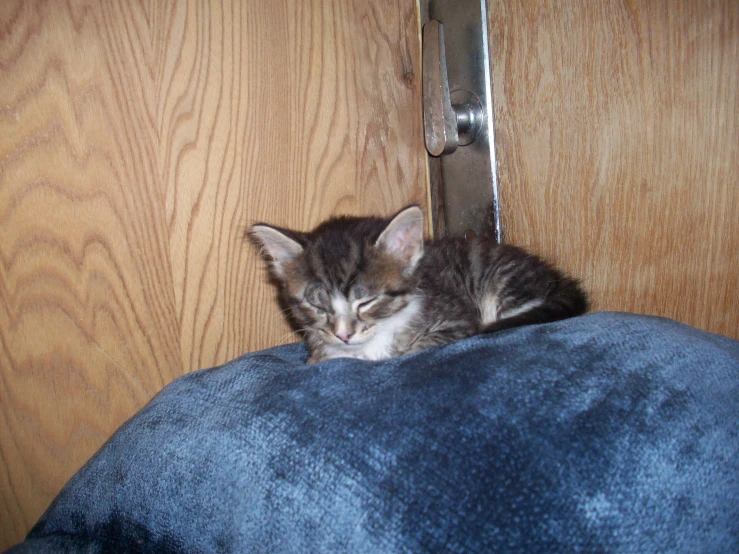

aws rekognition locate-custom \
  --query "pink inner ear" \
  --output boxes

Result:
[385,222,422,262]
[389,226,419,258]
[375,206,424,265]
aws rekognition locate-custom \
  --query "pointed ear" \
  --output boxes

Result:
[375,206,424,271]
[249,224,304,279]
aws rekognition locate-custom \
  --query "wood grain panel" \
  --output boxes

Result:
[0,0,426,547]
[490,0,739,338]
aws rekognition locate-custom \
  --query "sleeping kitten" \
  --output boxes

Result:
[250,206,588,363]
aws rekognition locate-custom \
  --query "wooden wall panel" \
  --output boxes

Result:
[0,0,426,547]
[491,0,739,339]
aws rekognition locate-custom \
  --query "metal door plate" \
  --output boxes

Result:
[421,0,500,241]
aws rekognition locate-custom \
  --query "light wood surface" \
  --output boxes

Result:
[490,0,739,338]
[0,0,426,547]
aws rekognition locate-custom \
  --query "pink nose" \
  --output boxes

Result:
[336,330,354,343]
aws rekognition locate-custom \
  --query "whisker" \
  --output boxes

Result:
[269,306,294,324]
[278,328,308,344]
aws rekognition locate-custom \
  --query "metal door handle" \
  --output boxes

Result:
[423,20,484,157]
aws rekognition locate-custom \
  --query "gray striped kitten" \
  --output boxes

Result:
[251,206,588,363]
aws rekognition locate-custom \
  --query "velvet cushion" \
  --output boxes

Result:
[8,312,739,553]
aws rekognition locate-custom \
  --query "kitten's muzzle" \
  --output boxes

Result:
[336,330,354,343]
[332,318,373,344]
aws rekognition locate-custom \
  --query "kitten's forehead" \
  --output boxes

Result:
[294,214,415,294]
[330,293,352,316]
[304,229,369,291]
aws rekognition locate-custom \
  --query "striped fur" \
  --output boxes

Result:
[250,206,588,363]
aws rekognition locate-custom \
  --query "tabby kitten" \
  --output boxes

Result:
[250,206,588,363]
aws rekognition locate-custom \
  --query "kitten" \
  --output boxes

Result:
[250,205,588,363]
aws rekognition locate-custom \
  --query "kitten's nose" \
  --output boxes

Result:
[336,330,354,343]
[335,318,354,343]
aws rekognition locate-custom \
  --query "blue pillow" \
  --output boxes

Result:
[9,313,739,553]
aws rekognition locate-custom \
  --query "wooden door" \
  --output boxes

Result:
[0,0,426,547]
[490,0,739,339]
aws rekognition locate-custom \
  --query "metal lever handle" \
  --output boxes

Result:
[423,20,484,157]
[423,20,457,156]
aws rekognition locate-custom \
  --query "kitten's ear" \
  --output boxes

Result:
[375,205,424,271]
[249,224,304,279]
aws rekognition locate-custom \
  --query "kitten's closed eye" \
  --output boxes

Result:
[355,296,379,313]
[304,284,331,313]
[308,303,328,314]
